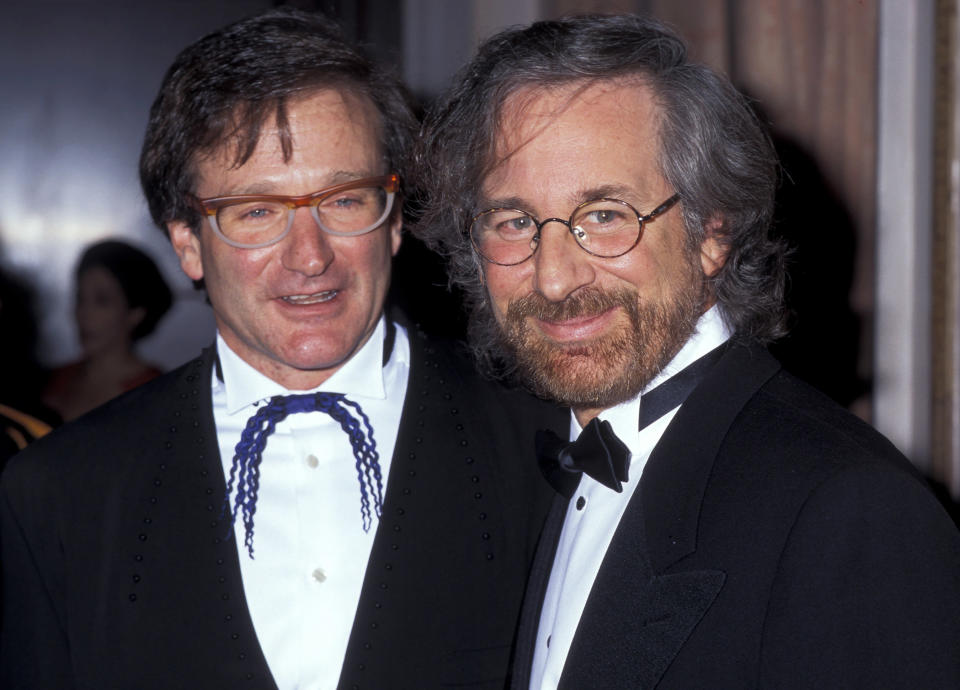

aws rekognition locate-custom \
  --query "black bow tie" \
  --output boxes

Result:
[536,342,728,498]
[536,418,630,499]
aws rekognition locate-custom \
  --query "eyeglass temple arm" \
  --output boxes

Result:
[643,194,681,221]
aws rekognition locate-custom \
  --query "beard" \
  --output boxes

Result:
[494,270,708,410]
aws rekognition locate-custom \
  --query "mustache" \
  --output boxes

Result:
[505,287,638,323]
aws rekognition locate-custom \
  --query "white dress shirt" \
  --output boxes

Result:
[212,317,410,690]
[529,306,730,690]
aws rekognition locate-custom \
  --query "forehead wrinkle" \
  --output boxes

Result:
[479,183,640,217]
[489,76,654,168]
[198,88,385,185]
[490,85,585,166]
[482,79,667,216]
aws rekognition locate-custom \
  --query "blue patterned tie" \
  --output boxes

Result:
[224,392,383,558]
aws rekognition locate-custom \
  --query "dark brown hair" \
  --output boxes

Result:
[140,7,416,234]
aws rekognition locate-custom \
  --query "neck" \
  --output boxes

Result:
[84,343,138,372]
[573,406,603,428]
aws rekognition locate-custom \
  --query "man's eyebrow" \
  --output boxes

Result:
[212,170,380,197]
[476,195,531,212]
[477,184,649,215]
[574,184,638,204]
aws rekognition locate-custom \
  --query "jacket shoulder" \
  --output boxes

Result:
[740,367,918,479]
[406,326,567,438]
[2,352,212,493]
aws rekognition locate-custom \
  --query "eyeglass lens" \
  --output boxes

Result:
[216,185,391,246]
[471,199,641,265]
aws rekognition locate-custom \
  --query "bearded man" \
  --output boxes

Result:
[415,14,960,689]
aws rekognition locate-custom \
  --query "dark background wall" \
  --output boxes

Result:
[0,1,275,369]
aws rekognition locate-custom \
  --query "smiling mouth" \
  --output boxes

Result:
[534,308,618,341]
[281,290,338,305]
[538,311,610,328]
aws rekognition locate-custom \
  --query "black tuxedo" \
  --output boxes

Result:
[1,327,565,689]
[513,341,960,689]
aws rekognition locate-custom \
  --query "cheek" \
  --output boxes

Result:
[482,266,520,317]
[371,236,396,278]
[598,246,675,297]
[202,240,272,288]
[340,233,395,285]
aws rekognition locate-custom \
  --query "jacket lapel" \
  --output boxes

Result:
[640,341,781,573]
[121,347,277,687]
[187,348,279,686]
[555,342,781,688]
[511,492,574,687]
[559,499,725,690]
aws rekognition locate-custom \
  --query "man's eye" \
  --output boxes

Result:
[502,216,533,232]
[577,207,630,235]
[333,195,365,209]
[223,203,282,225]
[588,209,622,224]
[242,206,273,220]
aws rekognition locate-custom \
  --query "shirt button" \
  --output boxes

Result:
[312,567,327,583]
[576,496,586,510]
[306,454,319,469]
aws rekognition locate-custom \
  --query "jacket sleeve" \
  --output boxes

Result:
[1,466,76,689]
[759,463,960,688]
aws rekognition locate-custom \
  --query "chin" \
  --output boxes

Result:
[287,339,361,372]
[520,339,643,409]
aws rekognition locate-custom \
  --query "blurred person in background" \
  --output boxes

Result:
[42,239,172,421]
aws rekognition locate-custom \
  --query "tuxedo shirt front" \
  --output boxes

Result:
[213,318,409,689]
[530,307,730,689]
[513,329,960,689]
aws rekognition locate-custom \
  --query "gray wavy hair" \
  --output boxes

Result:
[413,14,787,376]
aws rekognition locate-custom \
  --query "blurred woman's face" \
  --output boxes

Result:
[75,266,144,356]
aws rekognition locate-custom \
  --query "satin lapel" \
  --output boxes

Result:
[511,492,573,689]
[641,341,781,573]
[558,342,780,688]
[560,496,724,690]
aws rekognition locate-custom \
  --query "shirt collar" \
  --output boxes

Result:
[570,305,731,444]
[216,316,392,415]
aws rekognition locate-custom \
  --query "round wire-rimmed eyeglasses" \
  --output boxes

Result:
[191,173,399,249]
[469,193,680,266]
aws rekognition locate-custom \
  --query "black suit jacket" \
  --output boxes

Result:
[1,327,566,689]
[513,341,960,689]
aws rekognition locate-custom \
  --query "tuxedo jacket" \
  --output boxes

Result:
[0,327,565,689]
[513,341,960,689]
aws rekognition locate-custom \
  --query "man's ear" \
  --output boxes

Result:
[700,215,728,278]
[389,208,403,257]
[168,221,204,281]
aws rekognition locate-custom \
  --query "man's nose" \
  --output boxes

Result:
[281,208,335,276]
[531,219,596,302]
